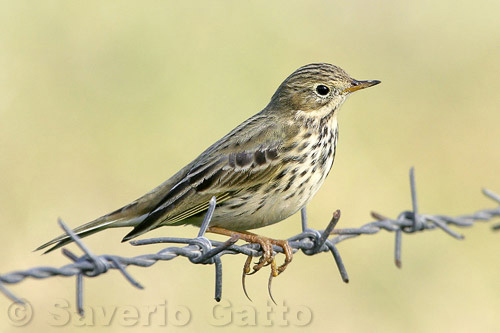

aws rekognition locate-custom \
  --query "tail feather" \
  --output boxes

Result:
[35,160,194,254]
[35,212,153,254]
[39,226,110,254]
[35,217,118,254]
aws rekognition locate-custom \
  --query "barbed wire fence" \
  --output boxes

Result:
[1,167,499,316]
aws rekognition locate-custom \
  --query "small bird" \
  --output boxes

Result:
[37,63,380,281]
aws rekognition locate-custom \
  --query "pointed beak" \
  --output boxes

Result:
[342,79,381,94]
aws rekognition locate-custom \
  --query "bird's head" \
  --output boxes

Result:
[268,63,380,117]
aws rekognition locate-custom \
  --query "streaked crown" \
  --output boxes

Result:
[267,63,380,113]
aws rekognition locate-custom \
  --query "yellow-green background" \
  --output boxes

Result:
[1,1,499,332]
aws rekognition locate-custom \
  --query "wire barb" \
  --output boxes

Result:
[0,168,499,315]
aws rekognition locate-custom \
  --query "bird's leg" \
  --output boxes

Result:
[206,226,293,275]
[207,226,293,302]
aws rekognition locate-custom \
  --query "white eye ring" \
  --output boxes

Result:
[315,84,330,97]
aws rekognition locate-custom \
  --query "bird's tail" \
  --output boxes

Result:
[35,210,147,254]
[35,164,193,254]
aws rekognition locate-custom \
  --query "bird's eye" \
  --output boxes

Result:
[315,85,330,96]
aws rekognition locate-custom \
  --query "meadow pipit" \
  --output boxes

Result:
[37,63,380,287]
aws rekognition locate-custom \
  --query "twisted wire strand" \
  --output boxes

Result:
[0,168,499,316]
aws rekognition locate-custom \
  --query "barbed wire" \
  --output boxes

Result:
[0,168,499,316]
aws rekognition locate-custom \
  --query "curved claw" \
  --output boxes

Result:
[268,258,278,305]
[246,269,259,276]
[242,255,253,301]
[268,271,277,305]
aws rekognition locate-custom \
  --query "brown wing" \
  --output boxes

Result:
[122,113,297,241]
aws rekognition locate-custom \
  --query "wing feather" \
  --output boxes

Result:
[122,114,296,241]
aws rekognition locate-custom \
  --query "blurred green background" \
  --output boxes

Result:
[1,1,500,332]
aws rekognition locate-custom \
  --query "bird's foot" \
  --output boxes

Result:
[206,226,293,302]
